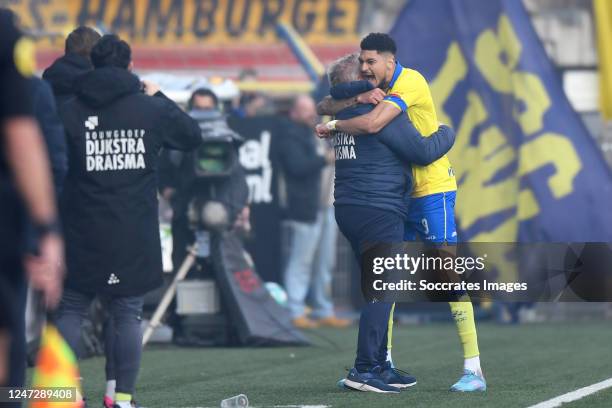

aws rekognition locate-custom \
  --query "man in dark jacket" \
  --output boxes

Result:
[42,26,100,107]
[277,95,334,328]
[0,9,63,401]
[31,77,68,195]
[55,34,201,408]
[22,77,69,369]
[316,53,455,393]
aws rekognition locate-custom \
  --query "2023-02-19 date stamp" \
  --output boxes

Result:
[0,387,76,402]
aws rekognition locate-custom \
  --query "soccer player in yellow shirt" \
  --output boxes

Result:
[317,33,485,392]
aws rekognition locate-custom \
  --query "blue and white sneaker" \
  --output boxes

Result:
[343,367,401,393]
[450,369,487,392]
[379,361,417,388]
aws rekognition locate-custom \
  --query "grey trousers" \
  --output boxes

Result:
[56,287,144,395]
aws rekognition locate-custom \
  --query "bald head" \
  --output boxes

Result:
[290,94,317,127]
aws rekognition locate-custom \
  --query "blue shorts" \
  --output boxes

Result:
[404,191,458,244]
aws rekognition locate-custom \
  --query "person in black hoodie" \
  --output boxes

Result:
[42,26,101,107]
[55,34,201,408]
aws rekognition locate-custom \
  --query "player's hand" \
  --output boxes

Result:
[25,233,65,309]
[233,206,251,232]
[315,123,332,138]
[142,80,161,96]
[357,88,386,105]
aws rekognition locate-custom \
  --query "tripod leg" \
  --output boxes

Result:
[142,246,197,346]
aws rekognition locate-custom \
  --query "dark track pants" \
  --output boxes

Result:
[334,205,404,372]
[56,288,144,395]
[0,260,26,408]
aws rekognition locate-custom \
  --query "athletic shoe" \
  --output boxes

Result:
[112,402,140,408]
[292,316,320,329]
[343,367,401,393]
[107,399,141,408]
[317,316,352,328]
[379,361,417,388]
[336,378,350,390]
[103,396,114,408]
[449,369,487,392]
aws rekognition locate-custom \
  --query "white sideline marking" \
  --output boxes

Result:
[527,377,612,408]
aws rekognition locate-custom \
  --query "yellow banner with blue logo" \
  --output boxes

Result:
[390,0,612,242]
[595,0,612,120]
[5,0,361,48]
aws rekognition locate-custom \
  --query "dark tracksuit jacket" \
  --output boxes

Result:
[32,77,68,195]
[330,81,455,372]
[21,78,69,255]
[59,66,202,297]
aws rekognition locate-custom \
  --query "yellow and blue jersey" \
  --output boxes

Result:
[382,62,457,197]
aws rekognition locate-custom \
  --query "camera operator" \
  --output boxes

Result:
[55,34,201,408]
[159,88,249,271]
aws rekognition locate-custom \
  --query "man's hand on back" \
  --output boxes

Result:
[142,80,161,96]
[356,88,386,105]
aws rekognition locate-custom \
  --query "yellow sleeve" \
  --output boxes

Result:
[387,69,431,111]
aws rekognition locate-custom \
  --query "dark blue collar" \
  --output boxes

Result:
[387,61,403,90]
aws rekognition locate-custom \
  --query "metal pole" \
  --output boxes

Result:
[142,245,197,346]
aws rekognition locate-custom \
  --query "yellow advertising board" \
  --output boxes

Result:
[594,0,612,120]
[4,0,362,48]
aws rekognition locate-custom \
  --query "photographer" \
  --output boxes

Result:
[55,34,201,408]
[159,88,249,271]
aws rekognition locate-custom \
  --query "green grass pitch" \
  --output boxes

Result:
[70,321,612,407]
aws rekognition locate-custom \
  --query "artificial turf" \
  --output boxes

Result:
[64,321,612,408]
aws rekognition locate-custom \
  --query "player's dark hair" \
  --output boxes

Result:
[65,26,101,58]
[188,88,219,110]
[360,32,397,55]
[91,34,131,69]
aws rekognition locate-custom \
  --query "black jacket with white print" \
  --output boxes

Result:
[59,66,201,296]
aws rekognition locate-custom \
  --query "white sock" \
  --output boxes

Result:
[114,401,131,408]
[386,350,394,368]
[105,380,116,399]
[464,356,482,376]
